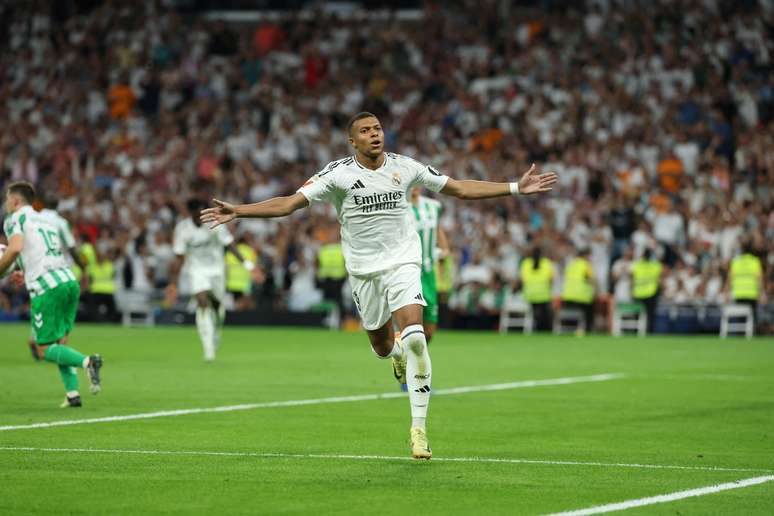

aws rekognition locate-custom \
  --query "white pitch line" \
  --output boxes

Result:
[0,373,623,432]
[1,446,771,475]
[545,475,774,516]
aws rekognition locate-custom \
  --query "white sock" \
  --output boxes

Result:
[196,307,216,360]
[81,357,89,368]
[402,324,431,429]
[372,337,404,359]
[214,304,225,349]
[66,390,79,398]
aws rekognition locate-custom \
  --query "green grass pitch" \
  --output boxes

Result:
[1,324,773,515]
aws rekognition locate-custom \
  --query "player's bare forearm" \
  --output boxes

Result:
[201,193,309,229]
[168,256,184,287]
[441,164,557,199]
[438,227,451,258]
[235,194,308,219]
[441,179,510,200]
[0,249,18,277]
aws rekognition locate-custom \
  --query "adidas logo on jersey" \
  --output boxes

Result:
[351,180,366,190]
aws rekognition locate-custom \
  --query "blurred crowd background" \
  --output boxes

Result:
[0,0,772,332]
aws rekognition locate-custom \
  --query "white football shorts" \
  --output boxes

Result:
[348,263,427,330]
[189,270,226,301]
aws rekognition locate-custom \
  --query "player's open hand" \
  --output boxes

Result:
[200,199,237,229]
[518,164,558,195]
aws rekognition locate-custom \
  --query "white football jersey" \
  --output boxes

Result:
[173,218,234,275]
[3,205,70,288]
[297,153,449,276]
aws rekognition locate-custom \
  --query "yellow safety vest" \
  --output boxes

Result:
[89,260,115,294]
[317,244,346,280]
[561,257,594,304]
[435,254,454,294]
[731,253,762,300]
[81,243,97,267]
[632,259,662,299]
[520,257,554,303]
[226,243,257,294]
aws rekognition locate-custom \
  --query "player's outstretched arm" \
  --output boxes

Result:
[200,193,309,229]
[441,164,557,200]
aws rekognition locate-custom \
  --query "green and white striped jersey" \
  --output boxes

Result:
[412,196,442,274]
[3,205,75,296]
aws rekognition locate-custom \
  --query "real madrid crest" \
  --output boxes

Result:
[392,172,402,186]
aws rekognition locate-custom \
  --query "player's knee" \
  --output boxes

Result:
[195,293,210,308]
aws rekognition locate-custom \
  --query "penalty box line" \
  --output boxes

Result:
[1,446,772,475]
[545,475,774,515]
[0,373,624,432]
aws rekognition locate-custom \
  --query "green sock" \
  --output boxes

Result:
[44,344,87,368]
[58,365,79,392]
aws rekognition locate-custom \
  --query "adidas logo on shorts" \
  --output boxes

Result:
[351,180,366,189]
[414,293,424,301]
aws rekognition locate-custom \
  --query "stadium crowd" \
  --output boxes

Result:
[0,0,772,332]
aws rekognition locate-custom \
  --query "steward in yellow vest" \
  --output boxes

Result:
[730,250,762,302]
[728,243,764,329]
[561,249,594,331]
[86,247,119,322]
[226,242,257,296]
[520,248,555,331]
[631,249,662,333]
[316,237,347,318]
[317,243,346,281]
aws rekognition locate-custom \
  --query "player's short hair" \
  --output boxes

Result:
[346,112,379,136]
[6,181,36,205]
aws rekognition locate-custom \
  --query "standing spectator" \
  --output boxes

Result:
[315,232,347,320]
[726,242,765,330]
[560,248,595,333]
[519,246,554,332]
[607,194,637,262]
[631,249,663,333]
[651,200,685,267]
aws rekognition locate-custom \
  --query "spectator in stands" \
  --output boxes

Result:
[0,1,771,334]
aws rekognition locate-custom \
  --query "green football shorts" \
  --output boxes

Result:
[30,280,80,345]
[421,270,439,324]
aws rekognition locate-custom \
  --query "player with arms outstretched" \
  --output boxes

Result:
[167,199,256,362]
[0,182,102,408]
[201,113,557,458]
